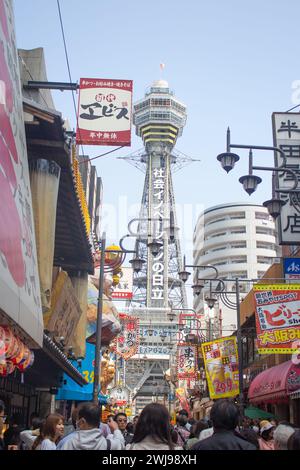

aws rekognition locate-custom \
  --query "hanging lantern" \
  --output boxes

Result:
[1,326,19,358]
[17,346,31,372]
[11,337,25,366]
[0,360,15,377]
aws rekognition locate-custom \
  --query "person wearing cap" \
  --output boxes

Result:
[258,421,275,450]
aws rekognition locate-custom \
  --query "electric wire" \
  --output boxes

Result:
[56,0,126,164]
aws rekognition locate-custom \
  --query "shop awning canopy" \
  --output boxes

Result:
[248,360,300,404]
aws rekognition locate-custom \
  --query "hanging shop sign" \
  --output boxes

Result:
[272,112,300,245]
[112,314,140,359]
[0,0,43,346]
[76,78,133,146]
[0,325,34,376]
[109,386,130,406]
[253,284,300,354]
[111,267,133,299]
[202,336,240,400]
[44,271,83,346]
[177,343,197,379]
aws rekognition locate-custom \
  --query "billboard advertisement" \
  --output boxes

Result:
[253,284,300,353]
[76,78,132,146]
[202,336,240,399]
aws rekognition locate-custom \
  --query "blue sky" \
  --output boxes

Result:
[14,0,300,257]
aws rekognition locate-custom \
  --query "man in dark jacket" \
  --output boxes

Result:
[192,399,256,450]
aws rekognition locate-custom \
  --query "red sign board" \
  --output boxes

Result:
[76,78,133,146]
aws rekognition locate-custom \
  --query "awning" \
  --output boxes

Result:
[244,406,276,420]
[43,334,88,386]
[248,360,300,404]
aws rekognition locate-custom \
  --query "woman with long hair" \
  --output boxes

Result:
[32,413,64,450]
[127,403,180,450]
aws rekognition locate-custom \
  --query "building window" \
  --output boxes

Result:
[256,226,275,236]
[229,212,245,219]
[255,211,271,221]
[256,241,275,250]
[230,227,246,234]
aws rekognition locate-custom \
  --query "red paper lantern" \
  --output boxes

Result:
[0,360,15,377]
[17,346,31,372]
[11,337,25,365]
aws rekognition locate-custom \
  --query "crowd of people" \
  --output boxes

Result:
[0,398,300,451]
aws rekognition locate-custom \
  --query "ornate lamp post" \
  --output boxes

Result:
[216,128,299,219]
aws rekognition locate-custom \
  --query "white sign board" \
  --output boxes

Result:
[272,113,300,245]
[0,1,43,347]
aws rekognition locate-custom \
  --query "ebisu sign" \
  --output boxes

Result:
[76,78,133,146]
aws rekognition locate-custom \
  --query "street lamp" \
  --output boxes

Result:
[216,128,299,219]
[92,227,148,405]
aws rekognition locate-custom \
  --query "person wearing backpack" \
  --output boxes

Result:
[61,403,124,450]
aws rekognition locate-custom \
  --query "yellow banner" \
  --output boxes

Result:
[202,336,240,400]
[253,284,300,291]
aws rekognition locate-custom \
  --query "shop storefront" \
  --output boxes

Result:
[248,360,300,425]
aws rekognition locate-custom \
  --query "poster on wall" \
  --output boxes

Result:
[202,336,240,399]
[253,284,300,353]
[76,78,133,146]
[0,0,43,347]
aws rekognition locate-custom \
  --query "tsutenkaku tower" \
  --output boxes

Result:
[132,79,188,309]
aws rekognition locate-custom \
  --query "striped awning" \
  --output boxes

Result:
[248,360,300,404]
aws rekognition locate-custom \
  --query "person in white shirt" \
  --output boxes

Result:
[61,403,124,450]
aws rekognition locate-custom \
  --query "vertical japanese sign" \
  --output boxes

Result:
[272,113,300,245]
[150,166,166,304]
[253,284,300,353]
[112,314,140,359]
[202,337,239,399]
[177,343,197,379]
[0,0,43,346]
[111,267,133,299]
[76,78,133,146]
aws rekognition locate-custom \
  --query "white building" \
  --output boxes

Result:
[193,202,279,338]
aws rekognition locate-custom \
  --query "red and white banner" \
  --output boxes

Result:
[112,314,139,359]
[76,78,133,146]
[253,284,300,354]
[177,343,197,379]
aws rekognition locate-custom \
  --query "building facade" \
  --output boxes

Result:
[193,203,279,337]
